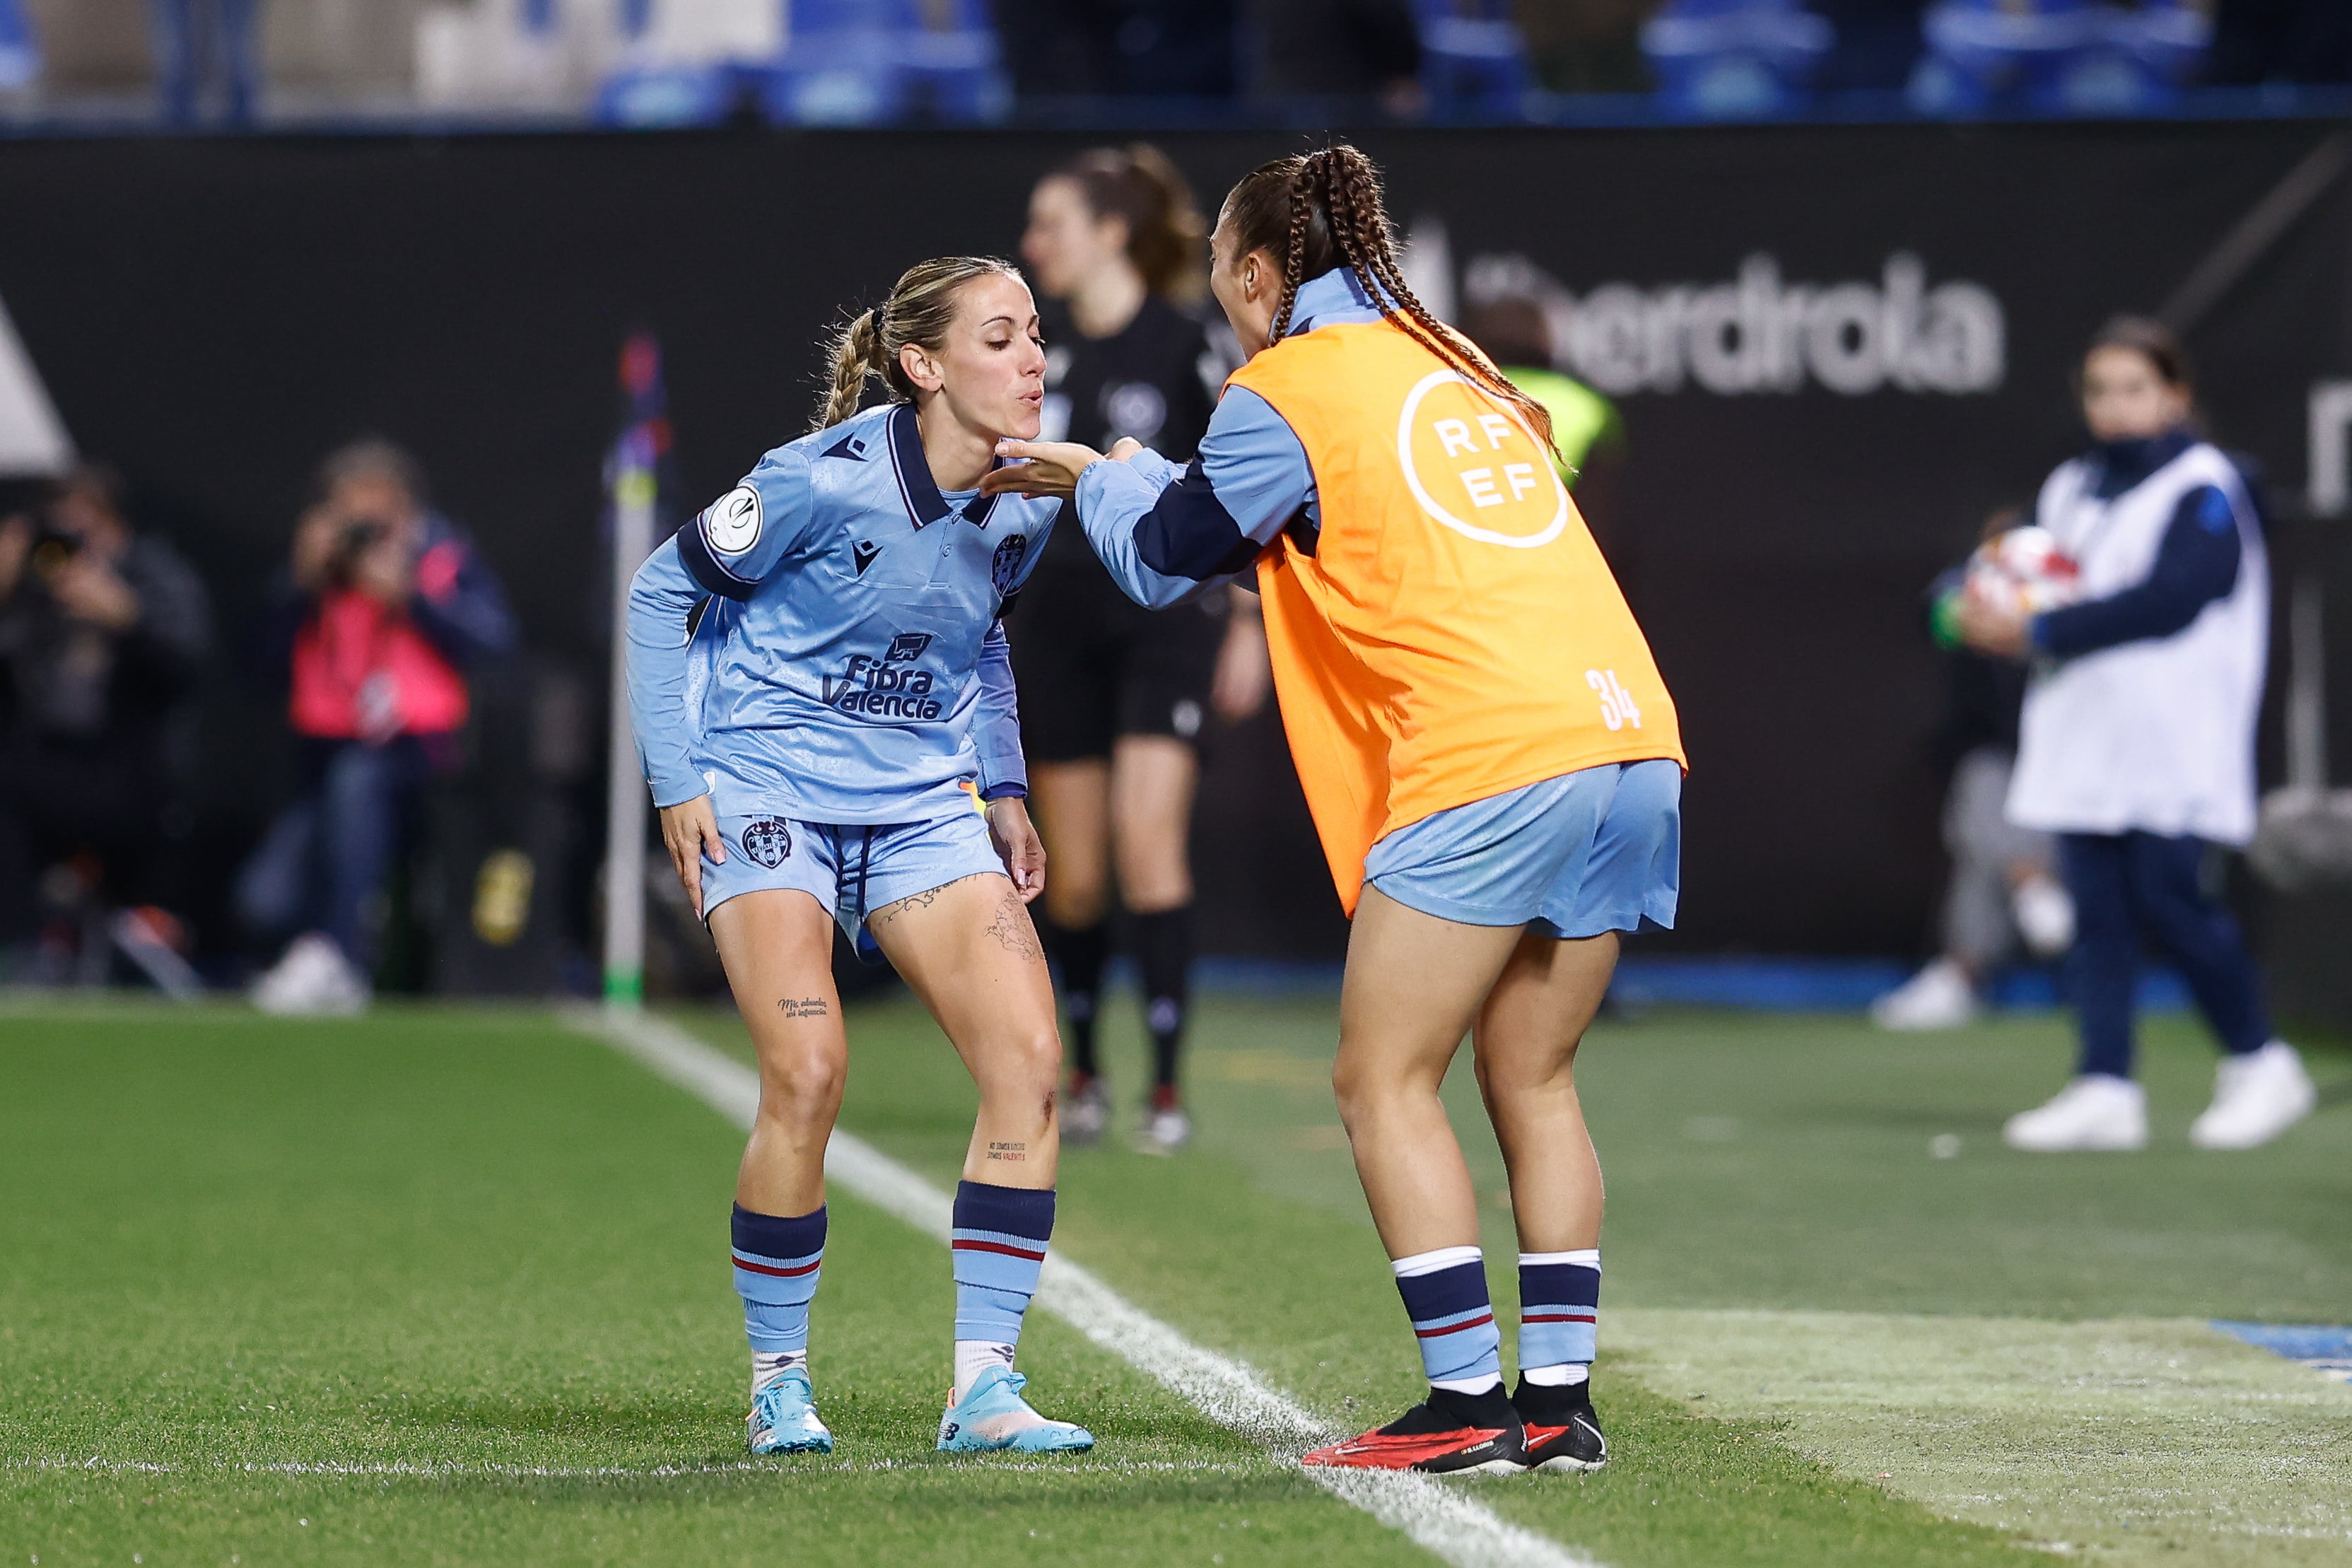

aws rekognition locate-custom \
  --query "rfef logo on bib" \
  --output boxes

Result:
[1396,372,1567,549]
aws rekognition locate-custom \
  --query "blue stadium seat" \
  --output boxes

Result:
[593,0,749,128]
[0,0,37,92]
[1909,0,2211,117]
[895,0,1012,124]
[1640,0,1834,119]
[1413,0,1533,118]
[751,0,912,127]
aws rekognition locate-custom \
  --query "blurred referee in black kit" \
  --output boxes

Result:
[1013,145,1272,1153]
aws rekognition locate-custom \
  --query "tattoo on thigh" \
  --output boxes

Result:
[778,997,828,1020]
[984,887,1043,961]
[871,884,944,928]
[985,1141,1026,1162]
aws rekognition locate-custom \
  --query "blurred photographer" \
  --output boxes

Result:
[240,439,516,1014]
[0,463,212,965]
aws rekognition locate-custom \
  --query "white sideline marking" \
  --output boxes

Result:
[569,1005,1601,1568]
[13,1456,1264,1480]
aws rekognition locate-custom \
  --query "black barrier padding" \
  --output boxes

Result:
[1,122,2347,973]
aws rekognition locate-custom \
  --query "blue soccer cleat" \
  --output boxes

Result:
[936,1367,1095,1453]
[748,1367,833,1455]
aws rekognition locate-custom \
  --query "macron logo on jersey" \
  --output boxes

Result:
[853,540,883,576]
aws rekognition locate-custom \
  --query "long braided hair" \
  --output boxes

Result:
[1220,146,1555,452]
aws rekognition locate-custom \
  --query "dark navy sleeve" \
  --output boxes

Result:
[674,445,817,601]
[2032,485,2244,658]
[1073,385,1314,608]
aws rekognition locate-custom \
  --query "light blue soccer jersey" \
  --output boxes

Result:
[626,403,1058,824]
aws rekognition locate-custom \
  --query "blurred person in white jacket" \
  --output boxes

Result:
[1960,317,2315,1153]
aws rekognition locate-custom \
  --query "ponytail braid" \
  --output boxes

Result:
[817,308,889,430]
[1269,158,1317,346]
[1220,145,1557,453]
[1315,146,1556,452]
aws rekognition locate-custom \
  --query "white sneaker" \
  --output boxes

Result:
[2189,1041,2316,1150]
[2011,874,2076,958]
[251,932,370,1017]
[1063,1076,1110,1145]
[2003,1075,2147,1151]
[1871,959,1977,1031]
[1136,1104,1191,1154]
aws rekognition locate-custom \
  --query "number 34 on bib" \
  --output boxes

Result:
[1587,669,1643,731]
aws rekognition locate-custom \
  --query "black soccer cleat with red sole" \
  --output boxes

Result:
[1511,1375,1607,1473]
[1300,1385,1527,1475]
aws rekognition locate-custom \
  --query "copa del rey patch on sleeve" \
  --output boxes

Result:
[706,485,763,555]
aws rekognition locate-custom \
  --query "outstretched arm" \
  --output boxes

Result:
[990,386,1316,609]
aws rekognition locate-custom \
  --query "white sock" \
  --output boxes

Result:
[1522,1363,1589,1388]
[1431,1374,1505,1395]
[751,1348,807,1395]
[954,1340,1017,1403]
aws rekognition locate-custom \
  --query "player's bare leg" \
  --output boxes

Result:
[1471,927,1621,1473]
[870,871,1063,1191]
[1306,888,1531,1474]
[870,870,1092,1453]
[706,887,849,1454]
[1473,928,1618,1254]
[709,888,850,1219]
[1332,887,1523,1258]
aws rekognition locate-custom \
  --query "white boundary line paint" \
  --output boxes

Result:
[568,1005,1601,1568]
[12,1456,1265,1480]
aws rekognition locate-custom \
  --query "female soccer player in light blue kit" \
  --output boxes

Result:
[626,257,1095,1458]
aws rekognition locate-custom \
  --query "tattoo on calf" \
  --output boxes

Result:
[984,888,1043,961]
[985,1141,1026,1162]
[778,997,829,1019]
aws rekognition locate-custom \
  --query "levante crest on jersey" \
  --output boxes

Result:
[741,818,793,869]
[990,534,1029,597]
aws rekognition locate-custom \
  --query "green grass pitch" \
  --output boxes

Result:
[3,993,2348,1565]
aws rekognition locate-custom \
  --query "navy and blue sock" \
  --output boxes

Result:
[1518,1249,1599,1386]
[731,1203,825,1391]
[1392,1246,1503,1394]
[949,1179,1055,1399]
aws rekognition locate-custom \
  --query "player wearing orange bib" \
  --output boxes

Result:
[988,146,1685,1474]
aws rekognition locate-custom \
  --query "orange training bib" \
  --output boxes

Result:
[1229,317,1684,913]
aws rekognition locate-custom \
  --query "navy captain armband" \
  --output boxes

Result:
[675,522,758,602]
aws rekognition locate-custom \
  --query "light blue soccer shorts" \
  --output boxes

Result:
[700,799,1005,944]
[1362,759,1682,938]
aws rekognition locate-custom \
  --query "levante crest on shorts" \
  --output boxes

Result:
[741,818,793,869]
